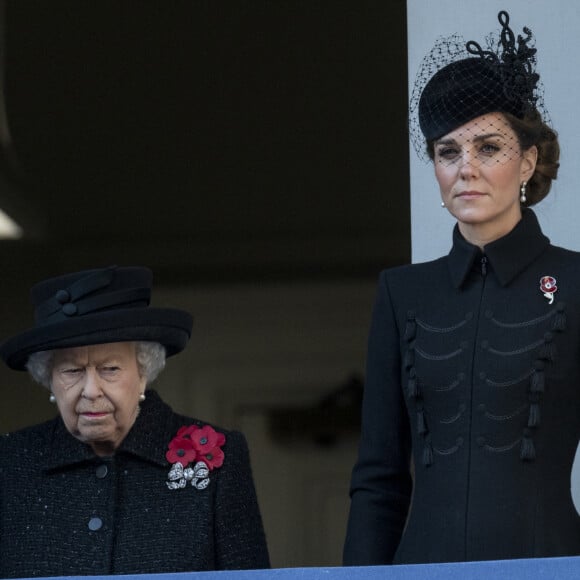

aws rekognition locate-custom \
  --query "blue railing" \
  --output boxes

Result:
[24,556,580,580]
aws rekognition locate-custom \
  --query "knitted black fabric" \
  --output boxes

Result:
[0,390,270,577]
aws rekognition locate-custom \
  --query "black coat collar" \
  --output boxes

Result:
[42,390,175,471]
[448,209,550,289]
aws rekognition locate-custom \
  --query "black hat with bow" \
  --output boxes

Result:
[409,10,546,159]
[0,265,193,370]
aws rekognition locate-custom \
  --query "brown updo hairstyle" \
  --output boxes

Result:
[504,110,560,207]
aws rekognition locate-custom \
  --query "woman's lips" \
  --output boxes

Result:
[456,190,486,199]
[79,411,110,419]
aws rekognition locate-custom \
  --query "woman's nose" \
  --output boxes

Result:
[81,368,103,398]
[458,150,479,177]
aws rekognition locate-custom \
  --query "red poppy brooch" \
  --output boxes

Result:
[540,275,557,305]
[165,424,226,490]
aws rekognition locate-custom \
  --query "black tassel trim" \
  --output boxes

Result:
[404,345,415,370]
[407,370,419,399]
[520,429,536,461]
[552,304,566,332]
[404,313,417,342]
[538,333,556,362]
[530,364,545,393]
[528,402,540,427]
[417,408,427,435]
[422,441,433,467]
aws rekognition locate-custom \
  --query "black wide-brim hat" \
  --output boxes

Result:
[0,266,194,371]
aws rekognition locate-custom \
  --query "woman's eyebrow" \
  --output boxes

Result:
[471,132,504,142]
[54,354,88,365]
[435,132,504,147]
[434,138,457,147]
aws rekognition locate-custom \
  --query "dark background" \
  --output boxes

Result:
[0,0,410,431]
[0,3,410,563]
[0,0,409,287]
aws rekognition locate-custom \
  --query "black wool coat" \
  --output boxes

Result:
[344,210,580,565]
[0,390,270,577]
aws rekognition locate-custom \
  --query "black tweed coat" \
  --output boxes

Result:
[344,210,580,565]
[0,390,270,577]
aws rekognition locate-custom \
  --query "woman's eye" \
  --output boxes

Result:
[436,147,459,160]
[480,142,501,154]
[57,367,84,386]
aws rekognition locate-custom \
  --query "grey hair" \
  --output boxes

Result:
[26,350,54,389]
[135,341,166,384]
[26,341,167,389]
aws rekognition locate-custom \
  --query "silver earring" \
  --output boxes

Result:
[139,393,146,402]
[441,201,445,207]
[520,181,527,203]
[49,393,56,403]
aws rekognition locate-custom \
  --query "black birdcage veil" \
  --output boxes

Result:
[409,10,550,162]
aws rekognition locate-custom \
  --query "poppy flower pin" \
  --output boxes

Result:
[540,276,557,305]
[165,424,226,490]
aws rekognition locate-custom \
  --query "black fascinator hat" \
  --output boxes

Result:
[0,266,193,370]
[409,11,547,159]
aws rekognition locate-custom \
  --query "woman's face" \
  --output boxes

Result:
[51,342,146,456]
[433,112,537,246]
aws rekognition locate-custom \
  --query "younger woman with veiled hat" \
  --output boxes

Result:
[0,266,270,577]
[344,10,580,565]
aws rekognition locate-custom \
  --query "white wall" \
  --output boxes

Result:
[408,0,580,262]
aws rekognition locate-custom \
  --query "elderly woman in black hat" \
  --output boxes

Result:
[343,10,580,565]
[0,266,270,578]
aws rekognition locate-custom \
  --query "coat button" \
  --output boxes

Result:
[55,289,70,304]
[476,436,485,447]
[62,303,77,316]
[96,464,108,479]
[88,517,103,531]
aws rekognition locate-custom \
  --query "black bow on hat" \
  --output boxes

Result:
[419,11,540,142]
[0,266,193,370]
[409,10,547,159]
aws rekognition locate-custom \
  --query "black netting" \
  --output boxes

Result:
[409,11,550,162]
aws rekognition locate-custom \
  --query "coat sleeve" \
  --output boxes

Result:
[213,430,270,570]
[343,270,413,565]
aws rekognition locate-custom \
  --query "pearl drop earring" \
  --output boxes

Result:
[520,181,527,203]
[441,201,445,208]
